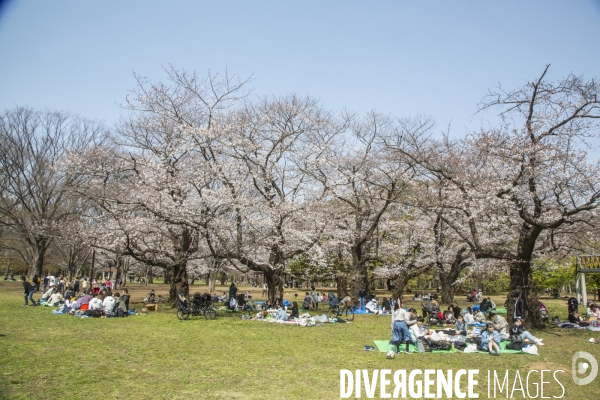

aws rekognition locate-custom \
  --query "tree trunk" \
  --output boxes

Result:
[440,280,455,306]
[164,268,173,284]
[30,242,46,280]
[168,262,189,305]
[208,269,217,293]
[507,259,542,327]
[265,268,285,303]
[335,274,348,298]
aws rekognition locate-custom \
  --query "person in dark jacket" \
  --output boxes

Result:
[511,292,525,320]
[73,278,80,294]
[480,298,490,313]
[509,317,543,344]
[290,301,299,319]
[121,288,130,310]
[229,282,237,303]
[22,275,37,306]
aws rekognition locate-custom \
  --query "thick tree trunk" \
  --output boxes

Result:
[440,280,455,306]
[507,259,542,327]
[208,269,217,293]
[164,268,173,284]
[30,242,46,280]
[265,268,285,303]
[335,275,348,298]
[168,262,189,305]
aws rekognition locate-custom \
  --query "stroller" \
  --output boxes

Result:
[538,301,550,322]
[327,292,338,310]
[422,302,443,326]
[567,297,579,313]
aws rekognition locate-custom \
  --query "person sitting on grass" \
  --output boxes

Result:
[302,292,312,310]
[474,309,486,323]
[365,297,381,314]
[489,312,508,332]
[47,291,65,307]
[444,307,456,324]
[464,307,475,324]
[40,286,54,303]
[410,316,426,344]
[481,322,501,356]
[487,297,496,310]
[218,292,227,302]
[568,310,590,327]
[455,315,467,336]
[113,293,128,317]
[290,301,299,319]
[480,298,491,313]
[275,305,288,321]
[510,317,544,345]
[88,293,103,311]
[144,290,156,303]
[381,297,391,314]
[103,292,116,315]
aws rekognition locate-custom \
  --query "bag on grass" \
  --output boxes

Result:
[418,338,432,352]
[506,341,526,351]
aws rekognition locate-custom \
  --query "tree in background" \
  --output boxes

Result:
[0,107,105,279]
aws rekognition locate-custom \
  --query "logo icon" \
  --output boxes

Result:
[572,351,598,386]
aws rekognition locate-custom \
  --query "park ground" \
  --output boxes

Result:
[1,282,599,399]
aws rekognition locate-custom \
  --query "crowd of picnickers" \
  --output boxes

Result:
[20,274,132,317]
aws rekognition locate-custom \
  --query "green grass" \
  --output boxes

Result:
[1,282,599,399]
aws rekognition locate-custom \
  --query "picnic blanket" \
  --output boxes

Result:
[373,340,535,355]
[373,340,457,354]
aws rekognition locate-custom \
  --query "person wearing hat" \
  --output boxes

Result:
[510,317,544,345]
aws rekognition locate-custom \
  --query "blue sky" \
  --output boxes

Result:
[1,1,599,137]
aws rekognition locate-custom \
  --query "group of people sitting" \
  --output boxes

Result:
[566,301,600,327]
[390,298,543,356]
[35,278,132,317]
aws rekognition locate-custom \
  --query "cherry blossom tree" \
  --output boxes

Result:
[384,66,600,326]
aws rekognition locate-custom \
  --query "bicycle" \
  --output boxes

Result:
[328,302,355,321]
[177,293,216,321]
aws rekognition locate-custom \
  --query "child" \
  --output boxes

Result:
[410,316,426,343]
[391,303,416,354]
[481,322,501,356]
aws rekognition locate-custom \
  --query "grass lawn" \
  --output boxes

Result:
[1,281,599,399]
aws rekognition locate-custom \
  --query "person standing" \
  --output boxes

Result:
[262,283,267,297]
[229,281,238,305]
[358,287,367,311]
[42,274,48,292]
[22,275,37,306]
[311,286,319,310]
[73,278,80,294]
[512,292,525,320]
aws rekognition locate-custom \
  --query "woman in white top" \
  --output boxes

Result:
[464,307,475,325]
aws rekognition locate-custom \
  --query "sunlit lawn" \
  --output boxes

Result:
[1,281,598,399]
